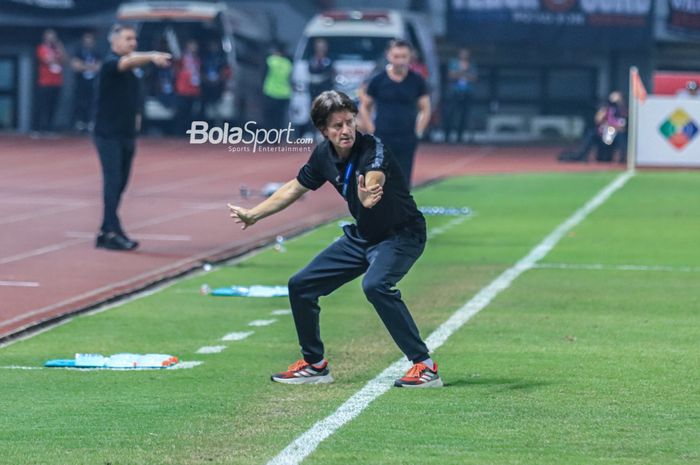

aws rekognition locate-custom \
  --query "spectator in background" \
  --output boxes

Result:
[201,40,231,124]
[559,91,627,163]
[308,38,334,99]
[409,49,429,80]
[443,47,477,143]
[262,43,292,131]
[71,32,101,132]
[35,29,66,133]
[358,39,431,189]
[174,40,202,135]
[93,24,171,251]
[677,80,699,99]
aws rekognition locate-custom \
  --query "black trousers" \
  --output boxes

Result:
[288,224,429,365]
[94,135,135,234]
[73,78,96,125]
[263,95,289,131]
[35,86,61,131]
[375,133,417,189]
[443,90,473,142]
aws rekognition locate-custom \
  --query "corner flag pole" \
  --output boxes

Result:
[627,66,648,173]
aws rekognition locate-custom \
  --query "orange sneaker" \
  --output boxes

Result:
[271,359,333,384]
[394,362,443,388]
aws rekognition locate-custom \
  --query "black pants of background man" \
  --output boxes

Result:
[288,223,430,365]
[73,78,96,128]
[443,89,473,143]
[35,85,61,131]
[93,135,135,234]
[375,133,417,189]
[263,95,290,131]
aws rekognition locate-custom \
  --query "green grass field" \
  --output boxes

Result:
[1,171,698,465]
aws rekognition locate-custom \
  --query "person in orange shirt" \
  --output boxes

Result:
[35,29,66,132]
[174,40,202,135]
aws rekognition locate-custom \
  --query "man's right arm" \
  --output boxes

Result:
[358,85,376,134]
[228,179,308,229]
[118,52,171,72]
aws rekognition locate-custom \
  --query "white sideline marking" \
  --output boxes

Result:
[170,361,203,370]
[0,365,44,370]
[65,232,192,241]
[248,319,277,327]
[535,263,700,273]
[221,331,254,341]
[271,309,292,316]
[196,345,227,354]
[266,171,633,465]
[0,281,40,287]
[427,215,471,239]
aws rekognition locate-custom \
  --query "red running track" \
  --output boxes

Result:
[0,135,618,340]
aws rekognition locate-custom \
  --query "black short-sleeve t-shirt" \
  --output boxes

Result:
[94,53,141,138]
[297,132,425,243]
[366,70,428,136]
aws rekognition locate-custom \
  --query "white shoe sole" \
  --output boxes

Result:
[271,374,334,385]
[395,377,443,388]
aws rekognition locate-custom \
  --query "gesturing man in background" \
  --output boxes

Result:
[93,24,171,251]
[228,91,442,388]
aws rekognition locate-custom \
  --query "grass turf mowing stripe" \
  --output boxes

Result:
[266,171,634,465]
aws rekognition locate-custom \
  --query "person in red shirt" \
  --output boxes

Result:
[174,40,202,135]
[35,29,66,132]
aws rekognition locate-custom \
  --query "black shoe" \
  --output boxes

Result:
[96,232,139,251]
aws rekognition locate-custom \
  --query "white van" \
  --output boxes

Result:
[117,1,272,129]
[290,9,440,128]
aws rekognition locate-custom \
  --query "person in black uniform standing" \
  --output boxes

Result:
[93,24,171,251]
[228,91,442,388]
[359,39,431,189]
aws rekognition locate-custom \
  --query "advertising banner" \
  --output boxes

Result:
[448,0,653,50]
[667,0,700,36]
[637,96,700,167]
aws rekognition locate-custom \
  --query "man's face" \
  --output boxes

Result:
[387,45,411,72]
[112,29,137,55]
[83,33,95,48]
[44,30,57,44]
[323,110,356,153]
[314,39,328,57]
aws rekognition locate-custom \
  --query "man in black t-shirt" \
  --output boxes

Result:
[93,24,171,251]
[359,39,431,189]
[228,91,442,388]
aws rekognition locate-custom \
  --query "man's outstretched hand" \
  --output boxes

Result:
[357,174,383,209]
[228,203,257,229]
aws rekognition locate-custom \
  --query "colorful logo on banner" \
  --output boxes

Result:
[659,108,698,150]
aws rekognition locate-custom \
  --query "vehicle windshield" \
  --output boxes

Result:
[302,35,390,62]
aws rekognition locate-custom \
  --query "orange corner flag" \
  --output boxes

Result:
[632,69,647,103]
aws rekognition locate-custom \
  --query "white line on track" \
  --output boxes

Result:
[0,281,40,287]
[0,212,338,333]
[248,319,277,327]
[0,204,91,226]
[65,232,192,241]
[535,263,700,273]
[196,345,227,354]
[266,171,633,465]
[221,331,254,341]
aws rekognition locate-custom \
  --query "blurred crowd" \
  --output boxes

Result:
[31,27,480,141]
[31,26,698,151]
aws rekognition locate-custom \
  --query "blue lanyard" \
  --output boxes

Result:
[341,161,354,199]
